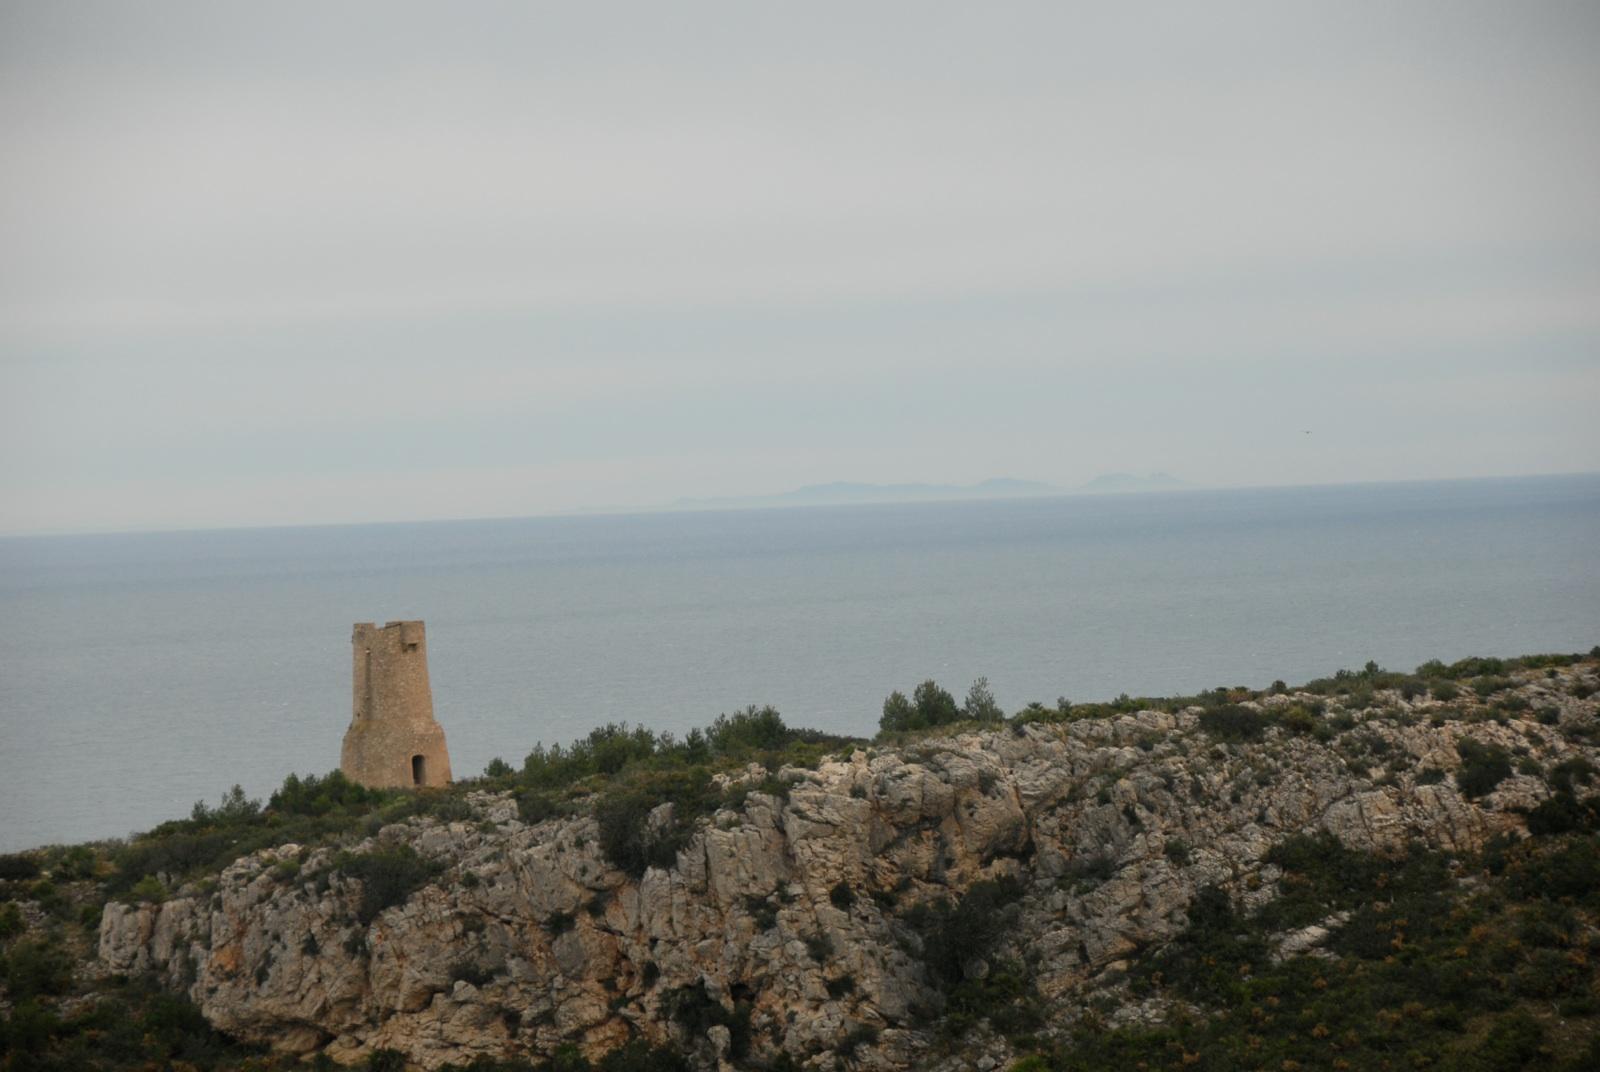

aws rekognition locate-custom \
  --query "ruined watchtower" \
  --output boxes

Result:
[341,620,453,789]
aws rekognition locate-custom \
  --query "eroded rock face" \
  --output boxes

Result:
[100,666,1600,1070]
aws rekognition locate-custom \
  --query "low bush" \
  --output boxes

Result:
[269,770,388,817]
[0,853,42,882]
[663,980,751,1060]
[942,965,1044,1041]
[1197,704,1270,742]
[1471,675,1515,698]
[0,938,74,1000]
[1140,885,1268,1000]
[337,845,440,924]
[1059,828,1600,1072]
[1457,739,1513,799]
[1526,790,1599,836]
[1508,834,1600,905]
[595,769,718,879]
[903,877,1026,989]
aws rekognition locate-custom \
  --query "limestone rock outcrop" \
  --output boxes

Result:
[101,667,1600,1070]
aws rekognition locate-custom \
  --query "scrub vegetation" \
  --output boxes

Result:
[2,648,1597,1070]
[1022,823,1600,1072]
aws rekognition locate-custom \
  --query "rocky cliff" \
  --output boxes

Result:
[98,660,1600,1070]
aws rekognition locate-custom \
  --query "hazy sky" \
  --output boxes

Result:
[2,1,1598,533]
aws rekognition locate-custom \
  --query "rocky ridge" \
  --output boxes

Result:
[98,660,1600,1070]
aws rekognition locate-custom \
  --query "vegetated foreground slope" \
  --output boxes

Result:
[3,653,1600,1072]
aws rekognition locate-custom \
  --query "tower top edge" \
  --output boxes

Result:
[352,620,425,633]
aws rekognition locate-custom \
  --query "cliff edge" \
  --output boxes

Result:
[94,658,1600,1070]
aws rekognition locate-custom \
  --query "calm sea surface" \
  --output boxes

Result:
[2,476,1597,851]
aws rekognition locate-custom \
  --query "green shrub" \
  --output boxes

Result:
[1143,885,1267,1000]
[903,877,1025,989]
[804,931,834,962]
[128,874,168,903]
[0,998,59,1062]
[269,770,386,816]
[1550,757,1597,792]
[189,784,262,824]
[366,1051,409,1072]
[596,1041,693,1072]
[1470,1010,1544,1071]
[664,980,751,1059]
[522,722,660,788]
[338,845,439,924]
[881,689,916,732]
[515,789,570,825]
[49,844,96,881]
[1437,656,1507,679]
[1278,705,1318,736]
[1019,822,1600,1071]
[1542,789,1600,843]
[1472,675,1515,698]
[594,768,719,878]
[1197,704,1270,742]
[963,677,1005,722]
[0,853,42,882]
[1,938,73,999]
[707,705,792,753]
[1457,739,1513,799]
[944,964,1044,1042]
[1508,835,1600,904]
[879,680,962,734]
[743,895,778,931]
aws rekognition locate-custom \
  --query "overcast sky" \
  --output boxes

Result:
[1,1,1597,533]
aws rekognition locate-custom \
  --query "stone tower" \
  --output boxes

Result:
[341,620,453,789]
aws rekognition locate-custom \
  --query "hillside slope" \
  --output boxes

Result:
[76,656,1600,1071]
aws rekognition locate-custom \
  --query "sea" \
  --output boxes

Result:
[2,474,1597,852]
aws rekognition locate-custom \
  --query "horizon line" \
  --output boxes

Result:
[3,467,1597,542]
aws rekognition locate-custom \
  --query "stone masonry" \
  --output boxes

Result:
[341,620,452,789]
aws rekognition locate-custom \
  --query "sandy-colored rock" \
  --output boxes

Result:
[100,667,1600,1070]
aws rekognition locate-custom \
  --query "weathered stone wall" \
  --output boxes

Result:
[341,620,452,789]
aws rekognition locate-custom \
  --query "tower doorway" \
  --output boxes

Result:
[412,755,426,785]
